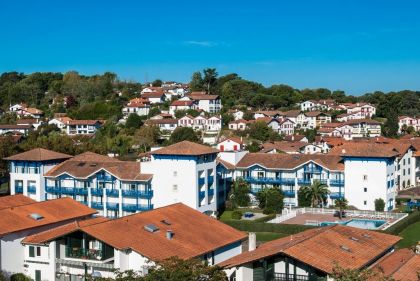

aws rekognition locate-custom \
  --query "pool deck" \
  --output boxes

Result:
[280,213,395,228]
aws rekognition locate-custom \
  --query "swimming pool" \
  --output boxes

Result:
[318,219,386,230]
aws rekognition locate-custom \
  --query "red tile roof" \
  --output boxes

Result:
[220,225,400,274]
[4,148,72,162]
[151,141,219,156]
[0,195,36,210]
[170,100,196,106]
[142,92,165,99]
[0,198,96,236]
[83,203,246,261]
[329,143,400,158]
[67,120,102,125]
[373,249,420,281]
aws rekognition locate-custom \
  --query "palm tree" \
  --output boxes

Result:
[300,180,330,207]
[334,198,349,219]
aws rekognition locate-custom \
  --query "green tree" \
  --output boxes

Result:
[134,125,160,152]
[297,188,312,207]
[203,68,218,94]
[151,79,162,87]
[168,127,199,144]
[190,71,203,91]
[125,114,143,129]
[174,109,200,119]
[256,187,284,214]
[248,121,271,141]
[10,273,31,281]
[383,111,399,137]
[334,198,348,219]
[331,265,395,281]
[300,180,329,207]
[374,198,385,212]
[228,178,251,207]
[245,141,260,153]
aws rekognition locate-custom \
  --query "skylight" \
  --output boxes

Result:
[144,224,159,233]
[340,245,351,252]
[161,219,171,225]
[29,213,44,221]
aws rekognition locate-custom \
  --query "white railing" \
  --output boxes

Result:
[301,207,407,220]
[268,208,298,223]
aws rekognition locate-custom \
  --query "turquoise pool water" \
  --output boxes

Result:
[319,219,386,230]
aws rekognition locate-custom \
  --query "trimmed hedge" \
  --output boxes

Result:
[224,220,315,234]
[231,210,243,220]
[383,211,420,235]
[253,214,276,223]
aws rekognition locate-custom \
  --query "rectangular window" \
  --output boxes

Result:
[364,201,367,206]
[35,270,41,281]
[173,185,178,192]
[29,246,35,257]
[363,175,368,181]
[36,246,41,256]
[364,188,367,192]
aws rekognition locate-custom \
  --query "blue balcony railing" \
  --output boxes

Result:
[199,190,205,199]
[60,187,75,195]
[198,177,205,186]
[91,188,104,196]
[106,202,119,210]
[297,178,311,185]
[91,202,103,209]
[304,167,322,174]
[330,192,344,199]
[27,186,36,193]
[75,188,88,195]
[106,189,119,197]
[122,189,153,198]
[208,177,214,186]
[283,190,296,197]
[242,176,295,185]
[15,186,23,193]
[97,174,114,182]
[330,179,345,186]
[208,188,214,197]
[122,203,152,212]
[46,186,60,193]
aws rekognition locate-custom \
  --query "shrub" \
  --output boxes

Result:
[10,273,31,281]
[374,198,385,212]
[383,211,420,235]
[224,220,315,234]
[254,214,276,222]
[231,210,243,220]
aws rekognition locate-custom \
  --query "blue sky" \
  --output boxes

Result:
[1,0,420,95]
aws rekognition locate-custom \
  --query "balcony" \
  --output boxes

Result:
[91,202,103,210]
[46,185,60,193]
[106,189,119,197]
[208,188,214,197]
[27,186,36,194]
[242,176,295,185]
[60,187,75,195]
[75,188,88,195]
[122,203,152,212]
[65,246,104,261]
[274,273,309,281]
[97,174,114,182]
[304,167,322,174]
[106,202,119,210]
[91,188,104,196]
[297,178,311,185]
[330,192,344,199]
[330,179,345,186]
[15,186,23,193]
[199,190,205,199]
[283,190,296,197]
[198,177,205,186]
[121,189,153,199]
[208,177,214,186]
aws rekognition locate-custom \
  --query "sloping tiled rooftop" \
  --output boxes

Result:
[220,225,400,274]
[0,197,96,236]
[373,248,420,281]
[44,152,152,181]
[236,153,344,171]
[4,148,72,162]
[151,141,219,156]
[0,194,36,210]
[328,142,400,158]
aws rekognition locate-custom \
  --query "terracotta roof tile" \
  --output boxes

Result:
[0,194,36,210]
[80,203,246,261]
[171,100,196,106]
[373,249,420,281]
[44,152,152,181]
[0,197,96,236]
[329,143,400,158]
[236,153,344,171]
[142,92,165,98]
[4,148,72,162]
[152,141,219,156]
[67,120,102,125]
[261,141,307,153]
[220,225,400,274]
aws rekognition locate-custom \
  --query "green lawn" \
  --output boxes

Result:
[397,220,420,248]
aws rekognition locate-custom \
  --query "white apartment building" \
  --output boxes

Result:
[0,124,33,136]
[228,119,251,131]
[141,142,221,214]
[178,115,222,132]
[48,117,73,130]
[5,148,73,202]
[66,120,103,135]
[122,98,151,117]
[217,137,243,152]
[146,118,178,133]
[141,92,166,104]
[187,92,222,113]
[346,103,376,118]
[169,100,198,115]
[398,116,420,133]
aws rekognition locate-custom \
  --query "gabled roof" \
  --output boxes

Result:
[220,225,400,274]
[22,217,109,245]
[4,148,72,162]
[67,120,102,125]
[344,119,381,126]
[283,110,302,118]
[170,100,196,106]
[305,111,330,117]
[0,197,96,236]
[141,92,165,98]
[372,249,420,281]
[44,152,152,181]
[188,94,220,100]
[28,203,246,261]
[0,194,36,210]
[236,153,344,171]
[151,141,219,156]
[329,143,400,158]
[261,141,307,153]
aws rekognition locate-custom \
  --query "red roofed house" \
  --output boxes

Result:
[122,97,151,117]
[169,99,198,115]
[217,137,243,152]
[19,203,246,281]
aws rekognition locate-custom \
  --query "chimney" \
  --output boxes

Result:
[166,230,174,240]
[248,232,256,251]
